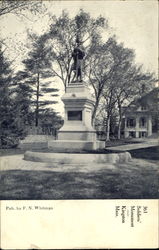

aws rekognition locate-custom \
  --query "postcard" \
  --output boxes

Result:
[0,0,158,249]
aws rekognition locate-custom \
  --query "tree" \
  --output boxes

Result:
[87,37,157,140]
[39,108,63,136]
[0,45,12,146]
[105,38,156,139]
[0,0,43,17]
[86,41,114,123]
[102,87,117,142]
[44,9,107,91]
[0,44,24,147]
[94,101,118,140]
[22,33,59,127]
[13,71,34,129]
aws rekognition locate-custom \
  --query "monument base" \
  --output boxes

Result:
[24,151,131,164]
[48,140,105,152]
[58,131,96,141]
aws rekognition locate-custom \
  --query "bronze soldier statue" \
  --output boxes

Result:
[69,40,85,83]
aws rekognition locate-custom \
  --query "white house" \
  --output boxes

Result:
[123,88,158,138]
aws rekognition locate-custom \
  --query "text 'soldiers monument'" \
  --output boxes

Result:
[48,37,104,151]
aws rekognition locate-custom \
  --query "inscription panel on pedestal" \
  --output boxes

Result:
[68,111,82,121]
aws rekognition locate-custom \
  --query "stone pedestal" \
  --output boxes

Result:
[48,82,105,151]
[58,83,96,140]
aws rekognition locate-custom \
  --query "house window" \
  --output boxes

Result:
[141,105,147,110]
[139,117,146,128]
[68,111,82,121]
[129,131,136,138]
[139,131,147,138]
[127,118,136,127]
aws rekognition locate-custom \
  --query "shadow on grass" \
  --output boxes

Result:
[129,146,159,161]
[1,166,158,199]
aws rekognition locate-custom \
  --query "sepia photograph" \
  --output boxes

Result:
[0,1,159,249]
[0,0,158,202]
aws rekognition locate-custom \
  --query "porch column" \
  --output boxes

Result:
[124,118,129,138]
[135,116,139,138]
[147,115,152,136]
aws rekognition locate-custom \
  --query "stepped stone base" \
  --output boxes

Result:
[48,140,105,152]
[24,151,131,164]
[58,130,97,141]
[18,135,54,150]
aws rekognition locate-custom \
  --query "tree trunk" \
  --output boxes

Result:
[117,118,122,140]
[92,97,100,125]
[105,114,110,144]
[117,101,122,140]
[35,72,40,127]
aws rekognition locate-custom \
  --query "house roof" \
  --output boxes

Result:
[123,87,159,114]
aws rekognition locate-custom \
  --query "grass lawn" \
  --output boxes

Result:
[129,146,159,161]
[104,138,142,147]
[1,167,158,200]
[1,163,158,200]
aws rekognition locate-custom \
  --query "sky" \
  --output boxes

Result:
[0,0,158,114]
